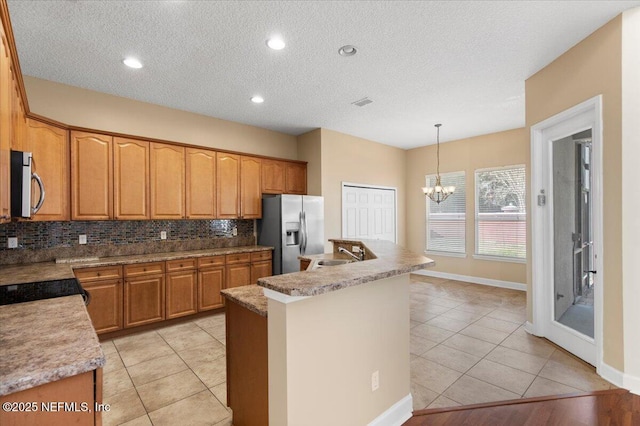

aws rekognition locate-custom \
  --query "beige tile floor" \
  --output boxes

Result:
[99,275,614,424]
[409,274,614,410]
[100,315,231,426]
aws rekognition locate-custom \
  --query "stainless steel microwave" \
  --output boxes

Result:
[10,150,45,218]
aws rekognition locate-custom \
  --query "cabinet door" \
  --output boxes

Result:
[261,159,286,194]
[240,156,261,219]
[198,266,225,311]
[285,162,307,195]
[0,33,10,222]
[216,152,240,218]
[83,278,123,334]
[150,143,185,219]
[71,131,113,220]
[251,260,272,284]
[166,270,197,319]
[26,119,70,221]
[226,263,251,289]
[124,274,165,328]
[186,148,216,218]
[114,138,149,220]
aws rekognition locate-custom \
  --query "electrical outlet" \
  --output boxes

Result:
[371,370,379,392]
[160,231,167,240]
[7,237,18,249]
[232,227,238,236]
[79,234,87,245]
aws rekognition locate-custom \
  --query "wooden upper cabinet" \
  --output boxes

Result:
[186,148,216,218]
[285,162,307,195]
[26,119,70,221]
[261,159,286,194]
[114,138,149,220]
[71,131,113,220]
[216,152,240,219]
[0,33,11,222]
[150,143,185,219]
[240,156,261,219]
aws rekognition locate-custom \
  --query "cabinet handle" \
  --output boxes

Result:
[143,268,147,272]
[96,272,101,277]
[180,264,183,268]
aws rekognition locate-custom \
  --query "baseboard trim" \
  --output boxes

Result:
[412,270,526,292]
[367,393,413,426]
[598,361,640,396]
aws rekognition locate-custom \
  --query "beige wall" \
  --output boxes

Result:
[621,8,640,382]
[406,128,528,284]
[525,16,623,369]
[296,129,322,196]
[319,128,407,249]
[268,275,410,425]
[23,76,298,159]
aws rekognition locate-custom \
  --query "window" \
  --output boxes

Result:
[475,165,526,260]
[425,171,466,255]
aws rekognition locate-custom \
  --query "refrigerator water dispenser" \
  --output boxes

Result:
[285,222,300,246]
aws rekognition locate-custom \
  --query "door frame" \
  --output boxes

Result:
[529,95,603,368]
[341,182,398,243]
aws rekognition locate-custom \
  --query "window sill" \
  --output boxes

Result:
[473,254,526,264]
[425,250,467,259]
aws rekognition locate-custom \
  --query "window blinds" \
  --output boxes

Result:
[425,171,466,254]
[475,166,526,260]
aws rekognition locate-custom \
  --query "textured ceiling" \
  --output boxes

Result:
[7,1,640,149]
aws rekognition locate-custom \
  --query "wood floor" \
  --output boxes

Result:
[404,389,640,425]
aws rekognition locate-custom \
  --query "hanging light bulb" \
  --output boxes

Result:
[422,124,455,204]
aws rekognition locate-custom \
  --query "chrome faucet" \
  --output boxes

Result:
[338,246,364,261]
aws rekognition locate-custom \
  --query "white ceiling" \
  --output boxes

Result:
[7,1,640,149]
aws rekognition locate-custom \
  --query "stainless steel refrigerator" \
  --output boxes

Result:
[258,195,324,275]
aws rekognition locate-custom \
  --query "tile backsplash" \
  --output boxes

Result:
[0,219,255,265]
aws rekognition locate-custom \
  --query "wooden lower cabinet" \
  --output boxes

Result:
[124,273,165,328]
[251,260,272,284]
[225,299,268,426]
[198,266,225,311]
[166,270,197,319]
[0,369,103,426]
[83,278,123,334]
[226,263,251,289]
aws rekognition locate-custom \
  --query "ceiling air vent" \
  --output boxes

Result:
[352,97,373,107]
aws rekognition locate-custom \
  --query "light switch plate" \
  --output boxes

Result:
[232,227,238,236]
[79,235,87,245]
[7,237,18,249]
[160,231,167,240]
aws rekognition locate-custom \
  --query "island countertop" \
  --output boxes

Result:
[0,295,105,396]
[258,239,435,297]
[221,285,268,317]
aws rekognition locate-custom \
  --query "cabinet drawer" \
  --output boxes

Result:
[124,262,165,277]
[75,265,122,282]
[167,258,197,272]
[198,255,225,269]
[225,253,251,265]
[251,250,272,262]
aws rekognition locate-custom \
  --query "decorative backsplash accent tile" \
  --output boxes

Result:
[0,219,255,265]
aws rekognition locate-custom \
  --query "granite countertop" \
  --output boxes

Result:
[221,285,268,317]
[0,245,273,286]
[258,239,435,297]
[0,245,272,397]
[0,295,105,396]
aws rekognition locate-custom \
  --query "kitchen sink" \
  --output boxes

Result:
[316,259,352,266]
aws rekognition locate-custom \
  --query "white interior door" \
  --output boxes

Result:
[342,183,396,243]
[531,96,603,367]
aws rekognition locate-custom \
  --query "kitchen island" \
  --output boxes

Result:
[222,239,434,426]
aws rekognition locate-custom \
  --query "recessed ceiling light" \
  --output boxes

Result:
[266,37,286,50]
[251,96,264,104]
[338,45,357,57]
[123,57,143,69]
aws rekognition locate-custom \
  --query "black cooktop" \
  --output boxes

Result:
[0,278,85,306]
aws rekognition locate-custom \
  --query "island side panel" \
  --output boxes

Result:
[225,299,268,426]
[268,274,411,425]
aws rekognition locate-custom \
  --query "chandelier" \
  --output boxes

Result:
[422,124,455,204]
